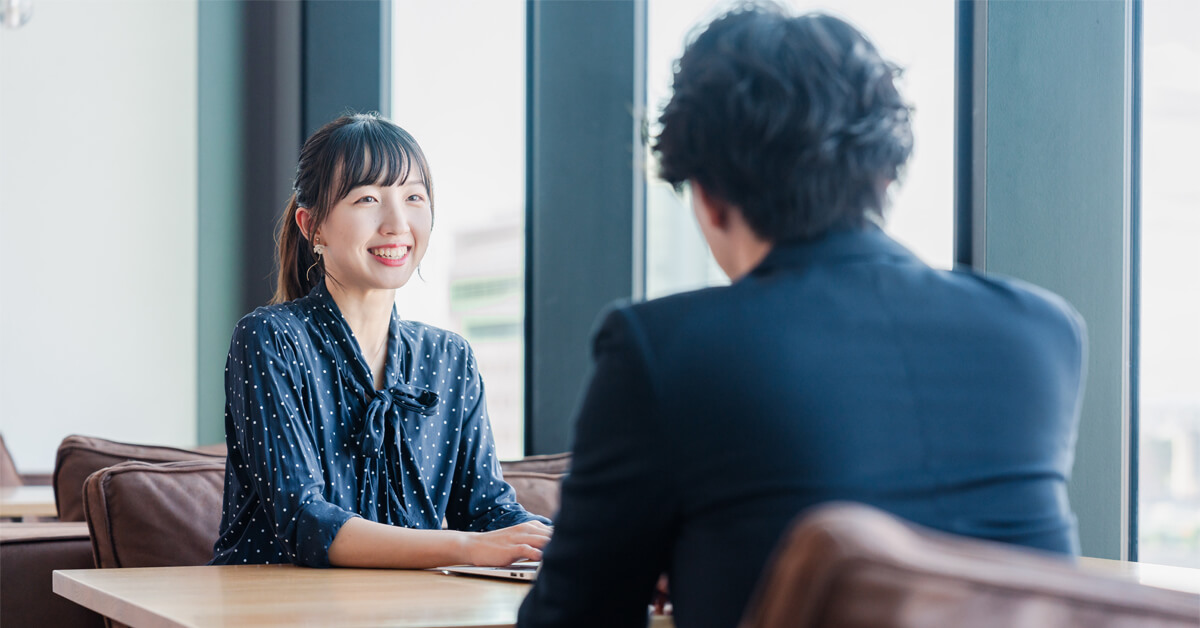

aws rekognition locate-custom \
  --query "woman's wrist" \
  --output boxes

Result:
[444,529,472,565]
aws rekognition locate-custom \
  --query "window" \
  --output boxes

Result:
[645,0,955,298]
[1138,0,1200,568]
[391,1,526,459]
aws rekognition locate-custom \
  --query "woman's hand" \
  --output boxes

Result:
[464,521,553,566]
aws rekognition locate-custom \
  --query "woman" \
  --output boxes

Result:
[211,113,552,568]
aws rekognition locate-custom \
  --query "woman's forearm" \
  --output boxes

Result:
[327,517,467,568]
[327,517,552,569]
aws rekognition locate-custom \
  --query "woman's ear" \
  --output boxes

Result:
[295,207,314,241]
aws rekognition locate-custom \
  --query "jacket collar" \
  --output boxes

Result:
[747,225,919,280]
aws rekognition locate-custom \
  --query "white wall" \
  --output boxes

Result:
[0,0,198,471]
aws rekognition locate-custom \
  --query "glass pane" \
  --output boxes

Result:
[391,1,526,459]
[646,0,955,299]
[1139,0,1200,569]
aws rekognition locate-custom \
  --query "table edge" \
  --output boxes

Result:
[1077,557,1200,595]
[54,569,192,628]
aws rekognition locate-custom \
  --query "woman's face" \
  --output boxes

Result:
[303,176,433,294]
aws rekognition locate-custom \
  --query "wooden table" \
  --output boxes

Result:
[56,564,649,628]
[1078,556,1200,595]
[55,559,1192,627]
[0,485,57,519]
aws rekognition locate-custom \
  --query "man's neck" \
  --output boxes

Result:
[721,211,773,281]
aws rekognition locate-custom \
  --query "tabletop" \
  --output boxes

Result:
[1077,556,1200,595]
[53,564,674,628]
[54,558,1193,627]
[0,485,57,519]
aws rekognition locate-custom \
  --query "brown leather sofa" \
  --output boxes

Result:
[53,435,225,522]
[501,453,569,520]
[83,459,226,569]
[500,451,571,476]
[0,436,227,628]
[500,471,564,520]
[740,502,1200,628]
[0,521,105,628]
[1,433,51,487]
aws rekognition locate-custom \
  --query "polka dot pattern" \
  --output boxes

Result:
[209,281,548,568]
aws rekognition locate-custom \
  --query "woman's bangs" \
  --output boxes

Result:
[325,122,430,208]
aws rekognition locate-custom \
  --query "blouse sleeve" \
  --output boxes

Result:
[445,344,550,531]
[225,314,357,567]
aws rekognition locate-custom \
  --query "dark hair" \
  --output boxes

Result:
[272,113,434,304]
[653,4,912,241]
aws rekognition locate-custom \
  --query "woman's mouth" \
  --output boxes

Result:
[369,245,410,266]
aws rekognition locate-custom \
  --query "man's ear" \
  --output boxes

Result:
[692,180,731,231]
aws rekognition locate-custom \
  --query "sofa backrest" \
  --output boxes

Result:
[501,471,564,520]
[739,502,1200,628]
[82,459,226,569]
[53,435,225,522]
[500,452,571,476]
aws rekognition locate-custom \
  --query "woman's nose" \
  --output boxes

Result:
[380,200,411,235]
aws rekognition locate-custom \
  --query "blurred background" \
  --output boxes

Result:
[0,0,1194,567]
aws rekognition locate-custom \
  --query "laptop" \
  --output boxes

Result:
[437,561,541,582]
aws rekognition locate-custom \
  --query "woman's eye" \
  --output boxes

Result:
[357,195,378,204]
[407,194,427,203]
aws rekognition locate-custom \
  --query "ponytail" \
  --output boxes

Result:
[270,193,323,304]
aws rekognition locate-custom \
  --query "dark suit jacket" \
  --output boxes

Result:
[518,227,1086,628]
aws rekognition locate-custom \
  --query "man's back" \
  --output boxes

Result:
[519,228,1084,628]
[520,8,1086,627]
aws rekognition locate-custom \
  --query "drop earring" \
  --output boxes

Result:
[307,238,324,284]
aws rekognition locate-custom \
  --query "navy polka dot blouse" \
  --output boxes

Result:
[210,281,547,567]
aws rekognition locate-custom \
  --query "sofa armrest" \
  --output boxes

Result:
[0,522,105,628]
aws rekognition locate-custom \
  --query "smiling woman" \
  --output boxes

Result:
[273,115,434,307]
[209,113,552,570]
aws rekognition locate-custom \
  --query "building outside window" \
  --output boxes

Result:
[1138,0,1200,569]
[645,0,954,298]
[391,0,526,459]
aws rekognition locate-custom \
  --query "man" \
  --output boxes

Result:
[518,6,1086,628]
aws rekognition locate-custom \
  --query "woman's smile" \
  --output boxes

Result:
[369,244,411,266]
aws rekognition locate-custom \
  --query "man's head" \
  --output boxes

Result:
[654,4,913,248]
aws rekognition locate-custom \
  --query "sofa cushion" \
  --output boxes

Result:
[740,502,1200,628]
[0,521,105,628]
[83,459,225,569]
[53,435,226,522]
[503,471,564,520]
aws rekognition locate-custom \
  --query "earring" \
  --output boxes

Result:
[307,239,324,284]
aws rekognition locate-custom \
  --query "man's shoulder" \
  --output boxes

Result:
[938,267,1086,340]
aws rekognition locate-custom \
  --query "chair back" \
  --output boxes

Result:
[502,471,564,520]
[82,459,225,569]
[740,502,1200,628]
[53,435,226,521]
[1,433,23,487]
